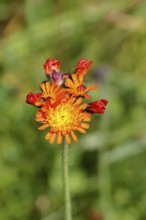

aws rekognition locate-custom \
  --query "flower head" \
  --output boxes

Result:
[65,73,97,98]
[36,96,90,144]
[26,58,108,144]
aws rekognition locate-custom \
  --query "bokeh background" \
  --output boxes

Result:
[0,0,146,220]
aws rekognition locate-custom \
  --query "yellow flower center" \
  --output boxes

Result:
[48,101,81,135]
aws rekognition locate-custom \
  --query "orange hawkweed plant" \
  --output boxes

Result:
[26,58,108,144]
[25,58,108,220]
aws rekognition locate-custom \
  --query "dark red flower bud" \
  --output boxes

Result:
[76,58,93,76]
[43,58,60,76]
[88,99,108,114]
[25,92,42,106]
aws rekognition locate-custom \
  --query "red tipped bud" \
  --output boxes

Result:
[76,58,93,76]
[25,92,42,106]
[88,99,108,114]
[43,58,60,76]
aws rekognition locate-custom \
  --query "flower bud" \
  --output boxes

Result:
[88,99,108,114]
[25,92,42,106]
[43,58,60,76]
[76,58,93,76]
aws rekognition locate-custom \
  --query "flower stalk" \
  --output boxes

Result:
[62,143,72,220]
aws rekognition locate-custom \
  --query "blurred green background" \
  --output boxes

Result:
[0,0,146,220]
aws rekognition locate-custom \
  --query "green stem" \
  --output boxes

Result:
[62,143,72,220]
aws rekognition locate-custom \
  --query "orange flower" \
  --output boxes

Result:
[26,58,108,144]
[40,81,65,106]
[36,96,91,144]
[65,73,97,98]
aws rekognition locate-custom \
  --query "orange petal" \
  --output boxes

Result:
[65,78,74,88]
[73,126,87,134]
[51,81,56,93]
[35,101,44,106]
[57,133,63,144]
[84,93,91,99]
[74,97,83,105]
[40,83,46,92]
[72,73,79,86]
[49,133,56,144]
[83,112,91,120]
[35,116,45,122]
[78,127,87,134]
[54,85,61,94]
[38,124,49,130]
[71,131,78,142]
[78,74,84,84]
[86,85,97,92]
[83,117,91,122]
[45,81,50,93]
[65,134,71,144]
[81,123,90,129]
[79,103,88,110]
[65,88,75,95]
[56,89,65,99]
[45,132,51,140]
